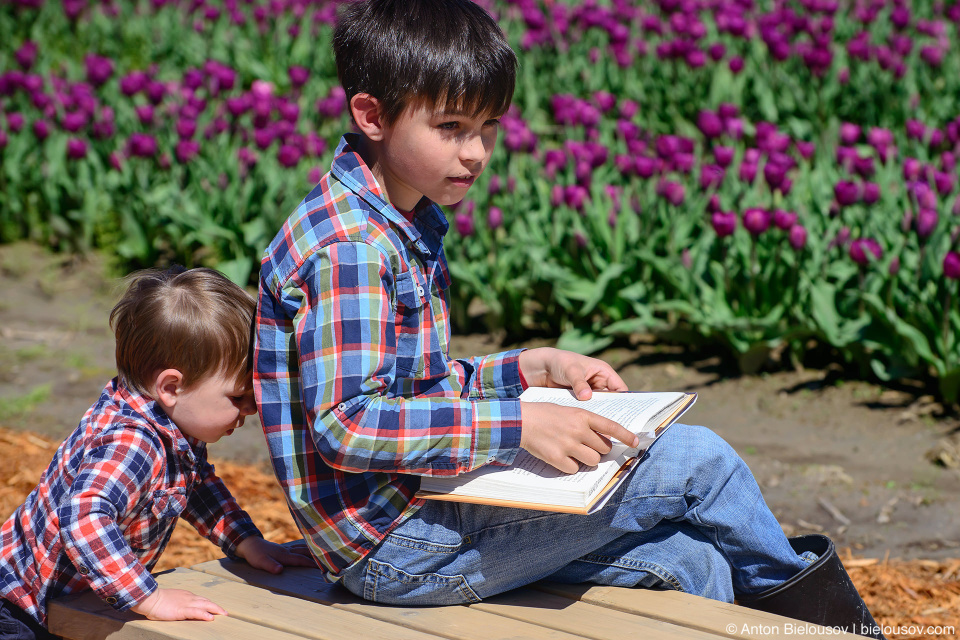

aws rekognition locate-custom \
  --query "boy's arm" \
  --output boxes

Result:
[58,427,165,611]
[279,241,523,476]
[179,457,262,558]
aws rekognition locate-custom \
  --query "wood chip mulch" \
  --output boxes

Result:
[1,427,957,638]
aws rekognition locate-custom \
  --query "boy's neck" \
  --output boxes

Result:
[354,135,421,212]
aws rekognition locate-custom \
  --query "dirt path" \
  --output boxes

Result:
[1,242,959,561]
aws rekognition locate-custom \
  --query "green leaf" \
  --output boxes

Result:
[556,327,615,356]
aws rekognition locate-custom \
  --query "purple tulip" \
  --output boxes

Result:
[839,122,861,145]
[277,144,302,168]
[127,133,158,157]
[635,156,657,179]
[488,206,503,230]
[906,120,926,141]
[738,161,757,184]
[713,146,734,168]
[696,110,723,139]
[699,164,725,191]
[834,181,859,207]
[66,138,87,160]
[146,81,166,105]
[788,224,808,250]
[455,211,475,237]
[135,104,155,126]
[62,111,88,132]
[657,180,685,206]
[944,252,960,280]
[564,185,589,210]
[773,209,798,230]
[84,55,114,87]
[743,208,772,236]
[120,71,148,96]
[889,256,900,276]
[711,211,737,238]
[175,140,200,163]
[796,141,815,160]
[32,119,50,140]
[763,161,786,189]
[15,41,38,70]
[935,172,955,196]
[862,182,880,205]
[7,112,24,133]
[728,56,744,73]
[849,238,882,265]
[916,208,939,239]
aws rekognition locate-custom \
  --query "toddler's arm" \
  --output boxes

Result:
[517,348,639,474]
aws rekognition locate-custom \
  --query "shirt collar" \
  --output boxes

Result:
[113,379,202,462]
[331,134,449,255]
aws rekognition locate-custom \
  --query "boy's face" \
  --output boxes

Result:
[168,370,256,443]
[371,103,501,211]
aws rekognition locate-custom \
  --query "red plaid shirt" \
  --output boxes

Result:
[0,379,261,626]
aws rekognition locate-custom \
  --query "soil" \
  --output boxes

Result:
[2,242,960,635]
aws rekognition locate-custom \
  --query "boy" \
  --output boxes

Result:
[0,267,314,639]
[255,0,882,636]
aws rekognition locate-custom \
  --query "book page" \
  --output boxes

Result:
[518,388,685,436]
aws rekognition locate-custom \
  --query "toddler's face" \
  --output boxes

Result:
[170,371,256,443]
[373,103,501,211]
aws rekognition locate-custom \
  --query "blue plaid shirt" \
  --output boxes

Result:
[0,379,261,626]
[254,134,525,579]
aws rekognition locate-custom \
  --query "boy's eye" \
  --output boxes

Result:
[484,119,501,127]
[438,121,460,130]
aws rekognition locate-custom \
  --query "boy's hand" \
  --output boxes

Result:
[234,536,317,574]
[518,348,637,474]
[130,588,226,621]
[520,402,639,474]
[518,348,629,400]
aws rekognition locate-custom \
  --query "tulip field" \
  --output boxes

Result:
[1,0,960,401]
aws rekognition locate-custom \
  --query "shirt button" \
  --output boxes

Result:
[416,286,425,297]
[338,403,346,412]
[105,596,118,605]
[77,566,89,575]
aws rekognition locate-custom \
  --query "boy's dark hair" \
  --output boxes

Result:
[110,266,256,396]
[333,0,518,125]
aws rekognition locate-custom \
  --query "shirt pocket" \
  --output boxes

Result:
[394,268,428,379]
[126,487,187,552]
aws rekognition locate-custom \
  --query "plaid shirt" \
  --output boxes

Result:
[0,379,261,626]
[255,134,525,579]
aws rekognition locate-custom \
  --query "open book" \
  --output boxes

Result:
[416,387,696,514]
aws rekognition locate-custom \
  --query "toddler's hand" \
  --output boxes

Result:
[518,348,628,400]
[520,401,639,474]
[130,587,226,621]
[235,536,317,574]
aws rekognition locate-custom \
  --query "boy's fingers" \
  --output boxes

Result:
[588,416,639,448]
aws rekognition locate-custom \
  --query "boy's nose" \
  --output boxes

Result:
[460,133,486,164]
[240,394,257,416]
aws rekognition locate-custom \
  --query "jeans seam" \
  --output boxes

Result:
[575,554,685,592]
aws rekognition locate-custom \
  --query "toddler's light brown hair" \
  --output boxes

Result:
[109,266,256,396]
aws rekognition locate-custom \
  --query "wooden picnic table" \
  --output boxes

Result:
[49,557,863,640]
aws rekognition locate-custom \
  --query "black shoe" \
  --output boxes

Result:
[737,534,885,639]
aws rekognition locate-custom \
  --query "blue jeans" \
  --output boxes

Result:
[340,424,810,606]
[0,600,56,640]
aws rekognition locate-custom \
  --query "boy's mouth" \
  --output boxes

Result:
[448,175,476,187]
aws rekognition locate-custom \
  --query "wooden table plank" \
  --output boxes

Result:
[155,568,446,640]
[471,589,723,640]
[48,591,311,640]
[192,559,591,640]
[533,582,865,640]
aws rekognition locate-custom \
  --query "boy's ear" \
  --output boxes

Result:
[350,93,386,141]
[153,369,185,409]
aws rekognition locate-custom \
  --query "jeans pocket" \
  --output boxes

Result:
[363,559,482,606]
